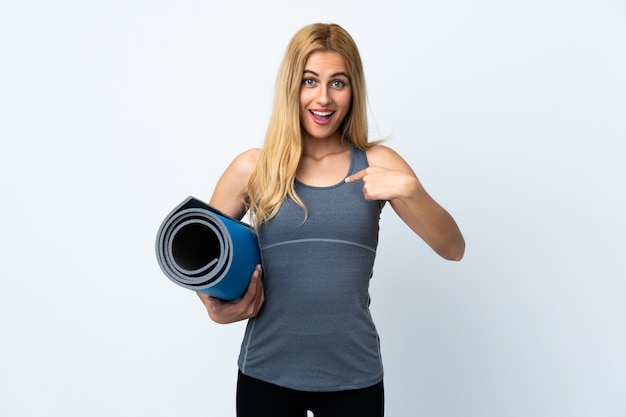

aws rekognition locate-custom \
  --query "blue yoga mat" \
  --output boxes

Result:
[155,196,261,301]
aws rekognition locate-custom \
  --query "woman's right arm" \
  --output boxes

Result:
[197,265,264,324]
[196,149,265,324]
[208,148,260,220]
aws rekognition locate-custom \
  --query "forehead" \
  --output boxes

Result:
[304,51,348,75]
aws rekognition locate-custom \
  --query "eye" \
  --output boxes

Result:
[331,79,346,89]
[302,78,316,87]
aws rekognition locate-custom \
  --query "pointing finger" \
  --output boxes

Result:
[345,168,367,183]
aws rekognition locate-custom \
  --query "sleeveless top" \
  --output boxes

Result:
[237,145,383,391]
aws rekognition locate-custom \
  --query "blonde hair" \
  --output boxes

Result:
[247,23,372,228]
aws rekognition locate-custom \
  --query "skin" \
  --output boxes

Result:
[197,51,465,324]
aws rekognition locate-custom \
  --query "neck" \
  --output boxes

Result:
[301,135,347,161]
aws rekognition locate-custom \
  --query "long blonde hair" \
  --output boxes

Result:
[247,23,371,228]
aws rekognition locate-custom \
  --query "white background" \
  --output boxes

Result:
[1,1,625,416]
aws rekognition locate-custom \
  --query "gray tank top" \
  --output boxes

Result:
[238,145,383,391]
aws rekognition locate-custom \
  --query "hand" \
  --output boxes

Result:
[345,166,418,201]
[197,264,265,324]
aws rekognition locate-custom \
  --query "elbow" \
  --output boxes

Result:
[447,247,465,261]
[439,236,465,261]
[452,238,466,261]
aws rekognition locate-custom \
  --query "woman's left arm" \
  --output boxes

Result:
[345,145,465,261]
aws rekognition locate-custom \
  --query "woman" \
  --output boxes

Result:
[197,23,465,417]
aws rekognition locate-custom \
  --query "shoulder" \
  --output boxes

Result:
[232,148,261,170]
[216,148,261,193]
[209,148,260,219]
[224,148,261,182]
[365,144,413,171]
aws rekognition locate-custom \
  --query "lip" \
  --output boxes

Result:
[308,109,335,125]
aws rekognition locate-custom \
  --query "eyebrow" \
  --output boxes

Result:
[303,69,350,78]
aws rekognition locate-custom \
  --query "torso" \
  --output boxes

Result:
[237,145,384,392]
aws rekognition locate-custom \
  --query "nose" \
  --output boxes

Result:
[316,85,332,105]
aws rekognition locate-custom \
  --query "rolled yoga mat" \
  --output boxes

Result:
[155,196,261,301]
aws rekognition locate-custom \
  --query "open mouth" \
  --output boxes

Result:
[309,110,334,123]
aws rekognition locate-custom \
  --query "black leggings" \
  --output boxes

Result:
[236,371,384,417]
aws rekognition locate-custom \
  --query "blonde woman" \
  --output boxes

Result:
[197,23,465,417]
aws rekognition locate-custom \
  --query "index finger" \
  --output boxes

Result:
[344,168,367,183]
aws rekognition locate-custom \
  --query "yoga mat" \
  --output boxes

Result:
[155,196,261,301]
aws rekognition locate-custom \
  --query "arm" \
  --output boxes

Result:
[208,148,260,220]
[345,145,465,261]
[196,149,266,323]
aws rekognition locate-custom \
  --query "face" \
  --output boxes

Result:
[299,51,352,142]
